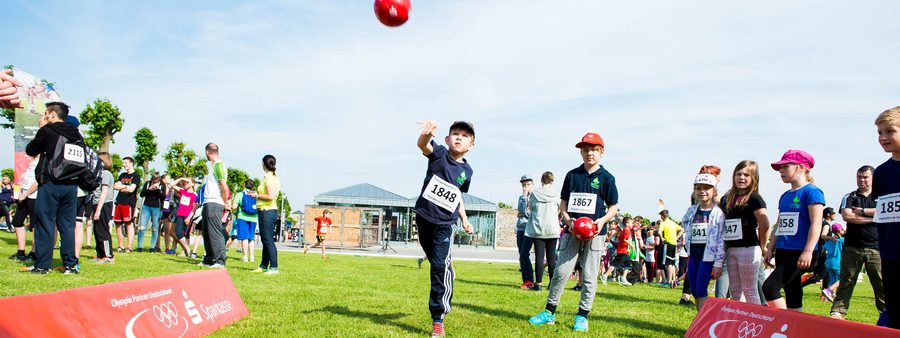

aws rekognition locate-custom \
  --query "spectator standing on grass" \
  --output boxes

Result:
[0,175,14,229]
[90,152,115,263]
[830,165,885,320]
[198,143,230,269]
[136,173,166,253]
[251,155,280,273]
[9,155,39,262]
[822,223,845,302]
[23,102,83,274]
[525,171,561,292]
[517,174,535,289]
[113,157,140,252]
[232,179,258,263]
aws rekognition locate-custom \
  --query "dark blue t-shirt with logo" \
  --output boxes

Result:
[775,184,826,251]
[415,140,473,226]
[873,158,900,260]
[560,165,618,236]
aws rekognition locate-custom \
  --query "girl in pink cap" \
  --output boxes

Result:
[762,149,826,311]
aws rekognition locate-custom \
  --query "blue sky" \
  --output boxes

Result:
[3,1,899,219]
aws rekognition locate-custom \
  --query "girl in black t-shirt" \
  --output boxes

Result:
[720,160,770,305]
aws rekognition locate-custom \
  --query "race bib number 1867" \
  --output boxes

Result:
[567,193,597,215]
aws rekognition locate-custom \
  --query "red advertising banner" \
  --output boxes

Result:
[0,270,248,338]
[686,298,899,338]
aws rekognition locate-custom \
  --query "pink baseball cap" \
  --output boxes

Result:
[771,149,815,171]
[832,223,844,231]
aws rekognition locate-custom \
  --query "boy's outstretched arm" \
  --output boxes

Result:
[416,120,437,156]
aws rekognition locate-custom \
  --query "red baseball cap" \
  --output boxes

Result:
[771,149,815,171]
[576,132,605,149]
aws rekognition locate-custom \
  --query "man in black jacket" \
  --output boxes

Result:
[23,102,83,274]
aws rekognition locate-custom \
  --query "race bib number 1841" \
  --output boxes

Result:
[423,176,462,213]
[875,192,900,224]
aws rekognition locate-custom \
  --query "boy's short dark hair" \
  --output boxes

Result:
[45,102,69,120]
[323,209,332,216]
[858,165,875,174]
[449,121,475,139]
[122,156,134,164]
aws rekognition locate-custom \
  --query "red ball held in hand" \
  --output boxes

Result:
[374,0,410,27]
[572,217,598,241]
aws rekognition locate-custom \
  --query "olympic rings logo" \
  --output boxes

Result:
[153,302,180,328]
[737,321,763,338]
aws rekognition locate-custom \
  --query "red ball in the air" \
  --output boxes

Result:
[374,0,410,27]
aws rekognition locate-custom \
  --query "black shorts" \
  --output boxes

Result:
[76,196,87,222]
[316,235,326,243]
[11,199,36,228]
[663,243,677,266]
[612,253,632,269]
[174,216,191,240]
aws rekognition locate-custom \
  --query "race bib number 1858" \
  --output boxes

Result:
[875,192,900,224]
[776,212,800,236]
[423,176,462,213]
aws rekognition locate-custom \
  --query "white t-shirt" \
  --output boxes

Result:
[21,159,38,200]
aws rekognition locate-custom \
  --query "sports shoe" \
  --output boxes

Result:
[830,312,845,320]
[417,257,425,269]
[601,276,608,285]
[94,258,114,264]
[264,268,280,275]
[573,285,583,291]
[532,284,542,291]
[124,249,133,253]
[190,252,199,259]
[528,310,556,325]
[136,248,143,253]
[166,249,176,255]
[208,263,225,269]
[250,256,255,263]
[64,266,80,275]
[573,315,589,332]
[241,256,249,262]
[8,253,18,260]
[253,268,266,273]
[520,281,534,290]
[619,277,632,286]
[21,266,49,274]
[430,322,445,338]
[197,262,212,267]
[679,299,694,306]
[116,248,124,253]
[660,282,671,288]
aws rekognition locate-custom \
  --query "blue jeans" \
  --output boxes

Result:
[518,231,534,283]
[258,209,278,269]
[35,181,78,269]
[136,206,161,249]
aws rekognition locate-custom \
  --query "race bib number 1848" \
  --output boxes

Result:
[423,176,462,213]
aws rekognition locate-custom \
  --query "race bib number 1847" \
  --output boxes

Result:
[723,219,742,241]
[423,176,462,213]
[875,192,900,224]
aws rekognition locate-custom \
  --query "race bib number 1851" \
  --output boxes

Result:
[423,176,462,213]
[875,192,900,224]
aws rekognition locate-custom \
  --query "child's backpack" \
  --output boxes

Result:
[240,192,258,215]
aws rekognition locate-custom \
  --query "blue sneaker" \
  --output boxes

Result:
[528,310,555,326]
[573,315,588,332]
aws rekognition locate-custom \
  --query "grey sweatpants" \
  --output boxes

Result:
[201,202,226,265]
[546,232,605,313]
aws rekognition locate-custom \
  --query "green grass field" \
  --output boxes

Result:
[0,231,881,337]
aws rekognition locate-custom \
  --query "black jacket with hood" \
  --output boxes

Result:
[25,121,84,185]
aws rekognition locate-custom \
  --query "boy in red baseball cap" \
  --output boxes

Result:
[529,132,619,333]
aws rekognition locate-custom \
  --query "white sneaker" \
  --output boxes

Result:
[250,256,255,263]
[601,277,608,285]
[264,269,279,275]
[208,263,225,269]
[619,277,632,286]
[241,256,248,262]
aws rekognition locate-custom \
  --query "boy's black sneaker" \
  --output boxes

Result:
[573,285,583,291]
[64,267,80,275]
[136,248,143,253]
[532,285,542,291]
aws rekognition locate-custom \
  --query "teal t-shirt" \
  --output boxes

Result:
[232,191,259,222]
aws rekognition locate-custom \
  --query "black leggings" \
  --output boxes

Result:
[883,259,900,329]
[0,203,10,224]
[528,237,558,284]
[762,249,817,309]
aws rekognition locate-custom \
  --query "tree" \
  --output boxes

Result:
[497,202,514,209]
[79,98,124,152]
[111,153,123,175]
[163,141,207,179]
[226,168,251,193]
[276,191,292,216]
[1,168,13,180]
[133,127,158,181]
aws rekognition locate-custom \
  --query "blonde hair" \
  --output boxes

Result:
[875,106,900,127]
[723,160,760,212]
[800,164,815,184]
[541,171,554,184]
